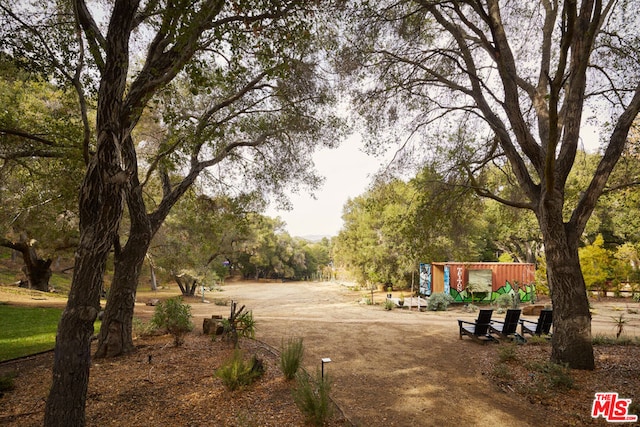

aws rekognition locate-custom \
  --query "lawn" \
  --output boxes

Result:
[0,305,63,362]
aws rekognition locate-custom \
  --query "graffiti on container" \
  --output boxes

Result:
[456,266,464,292]
[449,281,535,303]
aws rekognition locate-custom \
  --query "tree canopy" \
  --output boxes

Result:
[2,1,344,425]
[337,0,640,369]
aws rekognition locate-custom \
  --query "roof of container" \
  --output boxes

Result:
[430,262,534,266]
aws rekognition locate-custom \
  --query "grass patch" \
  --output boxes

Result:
[48,272,73,293]
[0,305,101,361]
[592,333,640,346]
[0,305,63,361]
[524,360,574,393]
[0,271,18,285]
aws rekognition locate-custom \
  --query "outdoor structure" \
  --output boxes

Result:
[419,262,536,303]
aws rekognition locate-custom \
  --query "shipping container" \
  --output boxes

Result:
[419,262,536,303]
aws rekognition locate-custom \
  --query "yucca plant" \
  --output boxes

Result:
[215,350,264,391]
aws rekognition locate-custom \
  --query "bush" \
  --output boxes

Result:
[497,344,518,363]
[527,360,574,391]
[280,337,304,380]
[491,364,513,381]
[132,317,158,338]
[383,299,394,310]
[0,372,16,396]
[151,297,194,346]
[215,350,265,391]
[463,303,479,313]
[293,370,333,426]
[427,293,454,311]
[494,293,514,310]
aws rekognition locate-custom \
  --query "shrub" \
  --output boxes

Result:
[215,350,265,391]
[527,360,574,391]
[293,370,333,426]
[491,364,513,381]
[463,303,479,313]
[612,314,628,338]
[383,299,394,310]
[132,316,158,338]
[280,337,304,380]
[0,372,16,396]
[494,293,514,310]
[151,297,194,346]
[427,293,454,311]
[497,344,518,363]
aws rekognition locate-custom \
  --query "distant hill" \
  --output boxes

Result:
[297,234,332,242]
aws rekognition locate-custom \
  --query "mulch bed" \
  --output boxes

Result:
[0,335,350,426]
[486,341,640,426]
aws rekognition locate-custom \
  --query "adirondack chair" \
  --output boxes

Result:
[458,309,497,342]
[490,309,525,342]
[520,309,553,337]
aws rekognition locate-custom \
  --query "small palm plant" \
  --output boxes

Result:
[612,314,629,339]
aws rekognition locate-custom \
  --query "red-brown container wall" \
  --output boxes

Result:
[430,262,535,293]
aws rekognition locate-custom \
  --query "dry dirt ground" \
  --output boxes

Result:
[1,280,639,426]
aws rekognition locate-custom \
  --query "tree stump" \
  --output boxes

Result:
[203,315,224,335]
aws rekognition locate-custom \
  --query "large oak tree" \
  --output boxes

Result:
[340,0,640,369]
[0,58,85,290]
[92,2,341,359]
[3,1,341,425]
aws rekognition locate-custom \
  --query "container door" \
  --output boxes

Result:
[444,265,450,295]
[419,263,432,296]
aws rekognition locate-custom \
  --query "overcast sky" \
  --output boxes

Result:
[268,123,602,239]
[266,133,388,238]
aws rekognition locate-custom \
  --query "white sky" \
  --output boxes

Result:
[266,133,388,238]
[269,124,602,239]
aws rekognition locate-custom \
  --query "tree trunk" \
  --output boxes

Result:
[546,249,594,369]
[539,200,594,370]
[1,238,52,292]
[22,244,52,292]
[44,0,137,419]
[93,247,146,358]
[149,261,158,291]
[44,156,125,425]
[43,254,104,425]
[174,273,188,295]
[188,279,198,296]
[95,165,152,358]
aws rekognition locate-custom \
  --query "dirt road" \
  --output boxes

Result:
[4,280,638,426]
[132,281,638,426]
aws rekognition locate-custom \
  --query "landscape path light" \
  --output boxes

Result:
[321,357,332,379]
